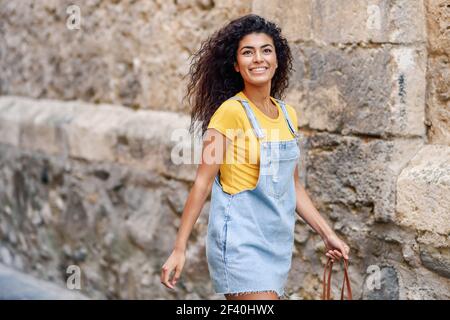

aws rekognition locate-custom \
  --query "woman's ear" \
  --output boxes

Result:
[234,62,239,73]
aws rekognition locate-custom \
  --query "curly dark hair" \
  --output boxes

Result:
[184,14,294,137]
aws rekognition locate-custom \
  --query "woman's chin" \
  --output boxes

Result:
[246,77,272,86]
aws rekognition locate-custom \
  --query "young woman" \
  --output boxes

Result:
[161,14,350,300]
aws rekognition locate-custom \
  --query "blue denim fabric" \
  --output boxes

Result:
[206,96,300,298]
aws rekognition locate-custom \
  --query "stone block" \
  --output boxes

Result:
[396,144,450,235]
[289,45,426,137]
[361,265,400,300]
[253,0,312,42]
[425,0,450,145]
[305,133,424,222]
[0,0,252,111]
[0,96,197,181]
[254,0,426,44]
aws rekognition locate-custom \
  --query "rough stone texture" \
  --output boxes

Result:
[0,96,197,181]
[419,245,450,279]
[253,0,426,44]
[0,97,214,299]
[397,145,450,235]
[0,143,212,299]
[0,0,252,112]
[306,133,425,223]
[288,45,426,138]
[425,0,450,145]
[361,266,400,300]
[396,145,450,280]
[253,0,313,42]
[0,263,89,299]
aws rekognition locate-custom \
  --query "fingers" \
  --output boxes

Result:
[326,247,350,261]
[325,251,336,262]
[160,264,174,289]
[333,249,343,260]
[326,249,343,262]
[171,265,182,287]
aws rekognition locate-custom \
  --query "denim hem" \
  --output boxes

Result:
[220,288,285,300]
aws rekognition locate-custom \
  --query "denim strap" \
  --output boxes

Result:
[274,98,299,139]
[227,96,265,139]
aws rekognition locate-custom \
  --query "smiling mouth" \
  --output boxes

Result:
[249,67,268,73]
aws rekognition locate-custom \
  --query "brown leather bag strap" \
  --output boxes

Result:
[322,258,333,300]
[322,258,353,300]
[340,259,353,300]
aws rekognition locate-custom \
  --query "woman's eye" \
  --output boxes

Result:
[243,51,252,55]
[264,48,272,53]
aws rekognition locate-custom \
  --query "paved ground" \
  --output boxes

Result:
[0,264,88,300]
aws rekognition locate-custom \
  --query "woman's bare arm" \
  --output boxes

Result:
[293,165,334,240]
[172,128,230,252]
[293,165,350,260]
[161,128,231,289]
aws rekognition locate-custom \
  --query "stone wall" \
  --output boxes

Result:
[0,0,252,112]
[253,0,450,299]
[425,0,450,145]
[0,0,449,299]
[0,96,210,299]
[0,263,88,299]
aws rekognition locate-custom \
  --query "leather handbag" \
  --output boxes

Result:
[322,257,353,300]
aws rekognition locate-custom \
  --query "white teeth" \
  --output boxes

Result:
[251,67,267,71]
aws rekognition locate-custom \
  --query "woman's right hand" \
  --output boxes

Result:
[160,249,186,289]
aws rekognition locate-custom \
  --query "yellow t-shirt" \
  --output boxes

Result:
[207,91,299,195]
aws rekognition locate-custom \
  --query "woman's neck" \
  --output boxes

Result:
[242,86,274,109]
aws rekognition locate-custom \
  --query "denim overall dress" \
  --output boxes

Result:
[206,95,300,298]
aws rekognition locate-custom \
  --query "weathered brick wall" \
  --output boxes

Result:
[0,0,449,299]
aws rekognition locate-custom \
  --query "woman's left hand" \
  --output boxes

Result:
[323,233,350,262]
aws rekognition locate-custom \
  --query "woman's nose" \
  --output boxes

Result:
[253,50,264,62]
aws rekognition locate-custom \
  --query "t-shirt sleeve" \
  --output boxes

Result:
[207,102,243,141]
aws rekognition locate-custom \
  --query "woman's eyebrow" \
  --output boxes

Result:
[240,44,273,51]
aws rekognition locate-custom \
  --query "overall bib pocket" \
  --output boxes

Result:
[263,145,300,199]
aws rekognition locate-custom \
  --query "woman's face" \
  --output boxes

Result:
[234,32,278,87]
